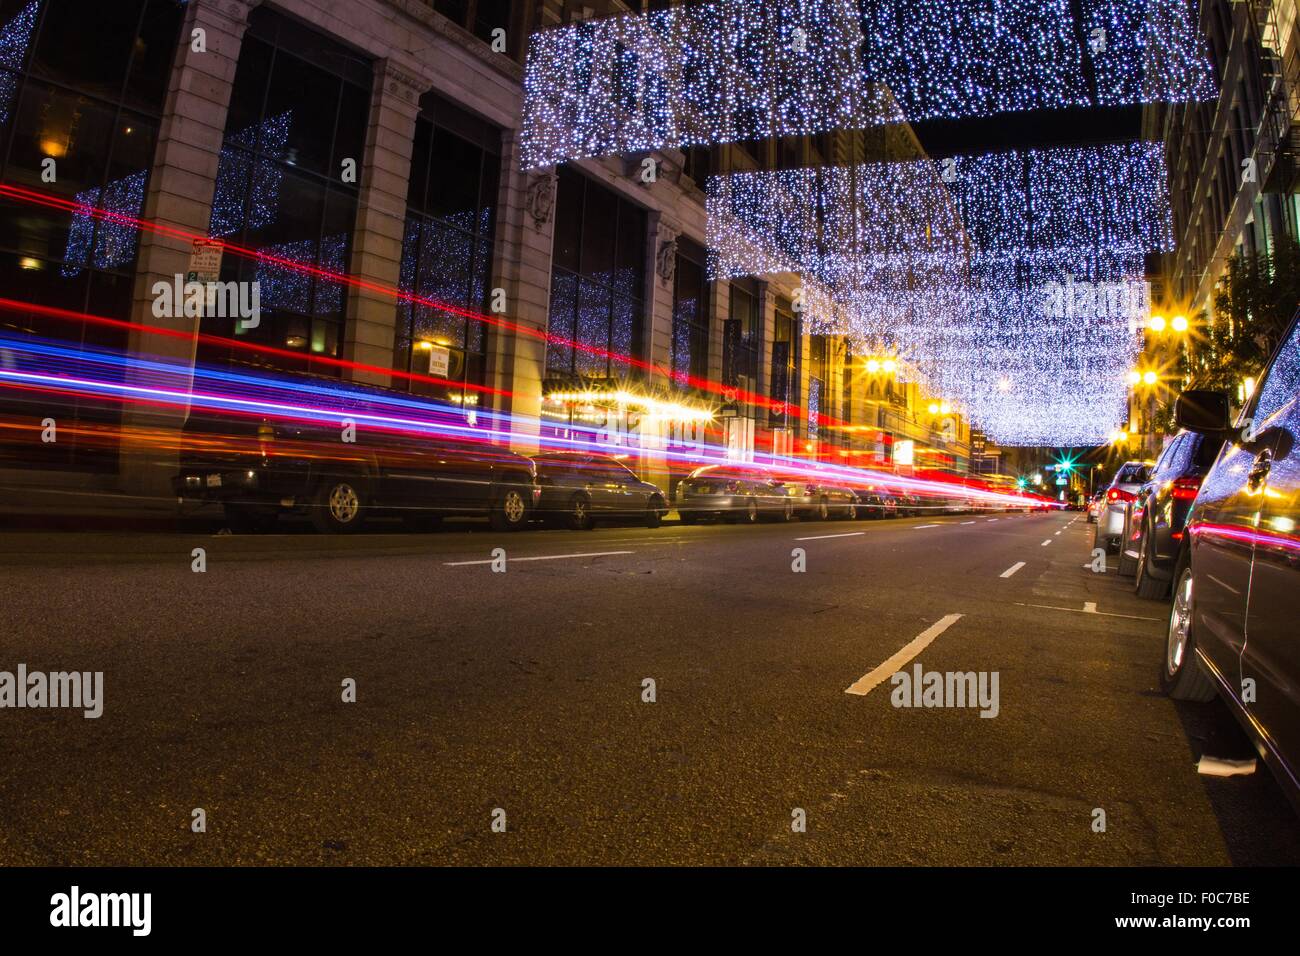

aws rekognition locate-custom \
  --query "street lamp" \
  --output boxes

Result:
[1148,315,1167,332]
[1142,370,1158,386]
[1171,314,1189,333]
[865,358,881,374]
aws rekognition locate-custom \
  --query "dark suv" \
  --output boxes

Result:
[174,405,539,534]
[1162,312,1300,813]
[1118,429,1225,597]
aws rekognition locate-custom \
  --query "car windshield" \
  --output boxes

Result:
[1115,464,1151,484]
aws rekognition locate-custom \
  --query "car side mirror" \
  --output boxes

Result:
[1174,390,1231,434]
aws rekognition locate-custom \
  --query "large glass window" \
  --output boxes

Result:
[723,278,760,396]
[0,0,183,472]
[808,334,828,442]
[395,94,499,414]
[196,7,371,374]
[769,302,799,427]
[671,236,709,389]
[546,168,646,381]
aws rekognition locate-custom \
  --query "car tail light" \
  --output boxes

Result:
[1171,477,1201,501]
[1107,488,1136,503]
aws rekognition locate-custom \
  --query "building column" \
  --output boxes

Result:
[639,211,679,488]
[119,0,258,496]
[487,137,557,453]
[342,59,428,386]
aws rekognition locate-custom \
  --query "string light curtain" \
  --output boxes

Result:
[706,142,1173,445]
[520,0,892,170]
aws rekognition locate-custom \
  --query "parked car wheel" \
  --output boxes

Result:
[565,492,593,531]
[816,497,830,521]
[644,496,665,529]
[738,497,759,524]
[1134,531,1170,600]
[310,477,366,534]
[223,504,277,534]
[780,499,794,522]
[1160,564,1217,702]
[490,486,531,532]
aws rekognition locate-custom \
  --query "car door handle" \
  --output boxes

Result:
[1247,447,1273,490]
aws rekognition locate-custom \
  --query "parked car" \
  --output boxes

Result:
[1117,429,1226,596]
[1093,459,1154,552]
[853,489,898,520]
[1086,491,1104,524]
[174,406,539,534]
[1161,311,1300,813]
[531,452,667,529]
[785,476,858,521]
[893,492,923,517]
[676,466,793,524]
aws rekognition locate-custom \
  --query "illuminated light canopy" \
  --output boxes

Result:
[519,0,893,169]
[859,0,1216,123]
[708,142,1173,446]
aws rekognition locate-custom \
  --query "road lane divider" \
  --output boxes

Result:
[845,613,964,697]
[913,524,942,530]
[999,561,1026,578]
[1041,539,1052,546]
[1013,601,1160,621]
[795,532,865,542]
[444,551,634,567]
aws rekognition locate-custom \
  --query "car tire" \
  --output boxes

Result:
[741,497,759,524]
[1160,563,1217,702]
[1134,531,1170,600]
[780,499,794,523]
[565,492,593,531]
[490,485,531,532]
[816,497,830,521]
[309,477,366,534]
[645,496,665,529]
[223,504,277,534]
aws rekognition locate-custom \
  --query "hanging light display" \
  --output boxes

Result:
[520,0,894,169]
[0,0,41,127]
[859,0,1216,122]
[521,0,1215,169]
[707,142,1173,445]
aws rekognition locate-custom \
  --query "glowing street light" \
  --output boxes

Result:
[882,358,897,374]
[865,358,881,374]
[1148,315,1167,332]
[1171,315,1189,332]
[1142,370,1158,386]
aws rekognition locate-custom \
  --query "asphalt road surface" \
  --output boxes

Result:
[1,510,1298,865]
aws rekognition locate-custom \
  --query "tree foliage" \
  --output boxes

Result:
[1199,236,1300,392]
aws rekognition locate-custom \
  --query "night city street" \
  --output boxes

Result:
[2,511,1297,867]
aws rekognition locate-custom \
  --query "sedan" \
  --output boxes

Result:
[1117,429,1225,597]
[1162,320,1300,815]
[676,466,794,524]
[1093,460,1154,552]
[786,478,858,521]
[532,452,667,529]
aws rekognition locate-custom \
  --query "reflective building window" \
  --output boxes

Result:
[395,94,499,415]
[197,7,371,374]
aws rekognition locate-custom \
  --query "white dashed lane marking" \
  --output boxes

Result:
[845,614,964,697]
[444,551,634,567]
